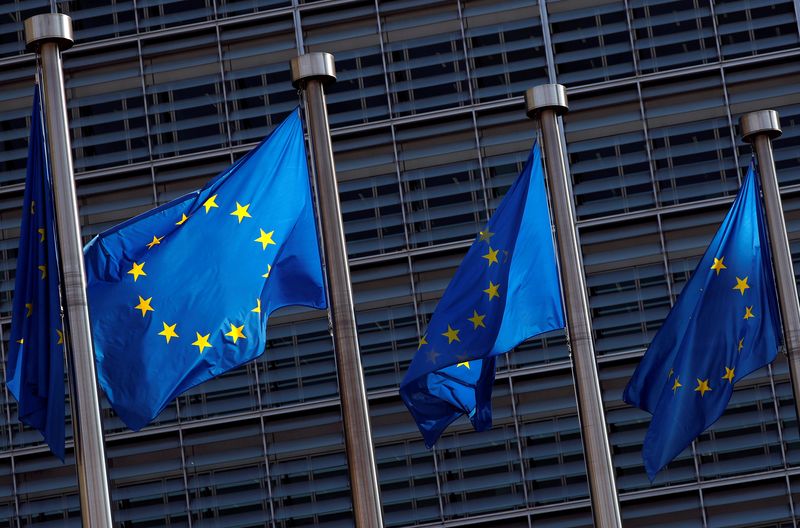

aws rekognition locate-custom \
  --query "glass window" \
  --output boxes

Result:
[220,16,298,147]
[715,0,800,59]
[396,115,485,248]
[515,371,589,506]
[379,0,471,116]
[725,58,800,186]
[333,126,406,257]
[629,0,717,73]
[436,385,526,519]
[463,0,548,102]
[303,1,390,126]
[352,260,417,391]
[0,62,35,186]
[65,44,149,172]
[642,73,738,205]
[582,218,668,355]
[548,0,635,85]
[65,0,137,42]
[142,30,228,158]
[567,87,655,219]
[136,0,214,32]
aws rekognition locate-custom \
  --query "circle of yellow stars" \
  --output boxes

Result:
[667,254,763,399]
[122,191,277,355]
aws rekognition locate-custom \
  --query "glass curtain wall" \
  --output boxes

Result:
[0,0,799,526]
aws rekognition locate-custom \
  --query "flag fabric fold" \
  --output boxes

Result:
[85,109,326,431]
[7,84,66,460]
[623,161,781,480]
[400,142,565,447]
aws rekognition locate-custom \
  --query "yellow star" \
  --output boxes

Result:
[478,230,494,243]
[25,303,33,317]
[418,335,428,350]
[56,329,63,345]
[127,262,146,282]
[37,265,46,279]
[262,264,272,279]
[442,325,461,344]
[134,296,155,317]
[37,228,45,243]
[176,213,189,225]
[158,322,178,343]
[694,378,712,397]
[457,362,471,369]
[203,194,219,213]
[738,338,744,351]
[16,338,23,344]
[255,229,276,250]
[192,332,212,353]
[710,257,727,275]
[468,310,486,330]
[744,306,755,320]
[733,276,750,295]
[672,376,682,394]
[482,247,499,267]
[30,201,35,215]
[225,323,247,343]
[251,298,261,314]
[146,235,164,249]
[667,368,674,379]
[230,202,252,223]
[722,367,735,383]
[483,281,500,301]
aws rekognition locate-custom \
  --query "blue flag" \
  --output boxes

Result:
[400,142,565,446]
[85,109,326,431]
[623,162,781,480]
[7,84,66,461]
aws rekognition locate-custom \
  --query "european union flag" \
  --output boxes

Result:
[7,84,66,460]
[400,142,565,446]
[85,109,326,430]
[623,161,781,480]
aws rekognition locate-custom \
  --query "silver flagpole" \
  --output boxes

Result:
[290,52,384,527]
[24,14,114,527]
[740,111,800,425]
[525,84,623,527]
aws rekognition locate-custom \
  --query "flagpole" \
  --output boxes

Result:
[740,111,800,423]
[23,14,113,527]
[290,52,384,527]
[525,84,623,527]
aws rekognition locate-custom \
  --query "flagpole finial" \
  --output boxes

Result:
[24,14,73,52]
[290,52,336,89]
[740,110,782,143]
[525,84,568,119]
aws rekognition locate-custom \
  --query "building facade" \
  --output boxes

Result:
[1,0,800,526]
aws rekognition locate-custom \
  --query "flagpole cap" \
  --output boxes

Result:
[525,84,568,118]
[291,52,336,89]
[740,110,782,143]
[24,14,74,52]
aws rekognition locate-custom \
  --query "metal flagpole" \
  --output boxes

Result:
[740,111,800,425]
[525,84,623,527]
[290,52,384,527]
[24,14,114,527]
